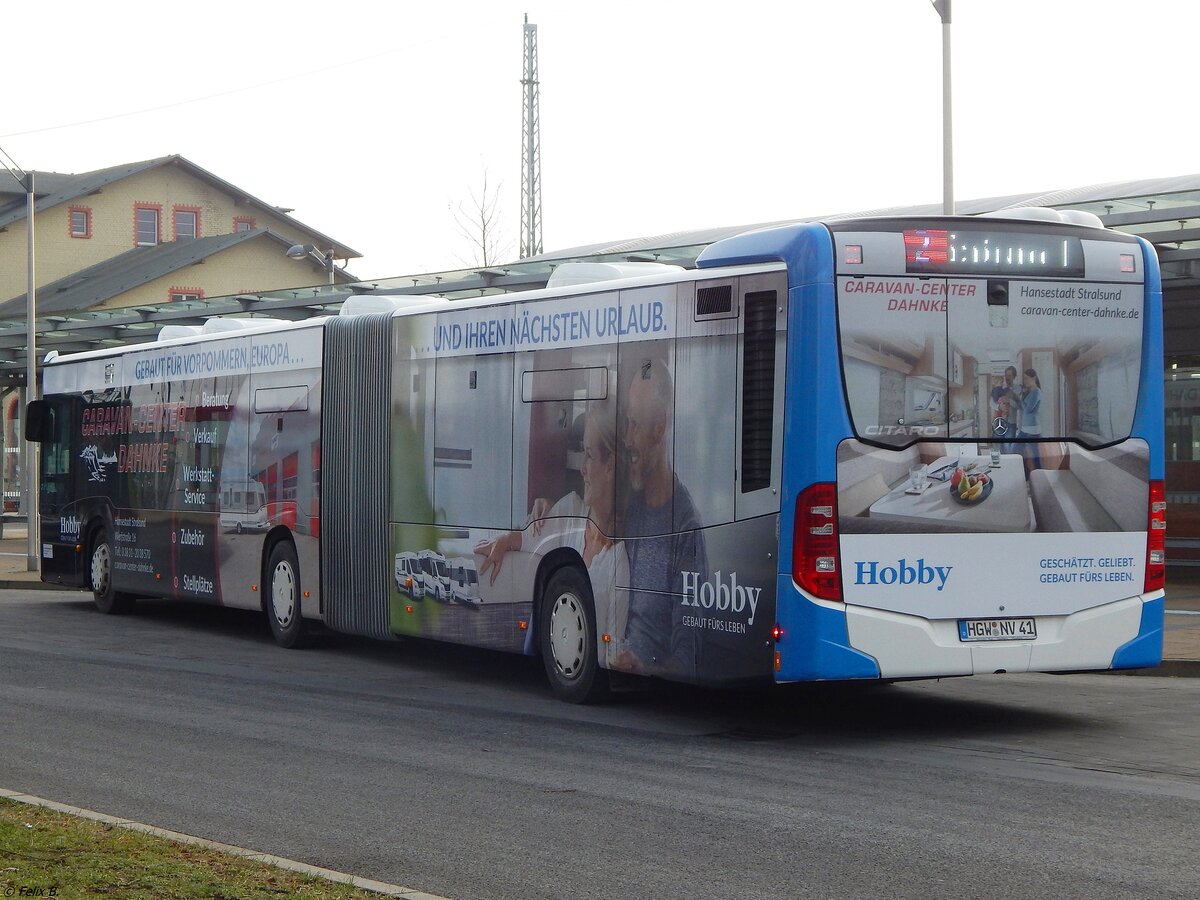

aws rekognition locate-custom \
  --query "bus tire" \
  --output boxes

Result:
[89,528,134,615]
[538,566,608,704]
[266,540,310,649]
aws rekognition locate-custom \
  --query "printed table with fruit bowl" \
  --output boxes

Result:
[867,454,1034,533]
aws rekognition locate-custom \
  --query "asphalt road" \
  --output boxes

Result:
[2,591,1199,900]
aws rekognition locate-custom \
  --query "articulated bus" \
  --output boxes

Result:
[27,210,1165,702]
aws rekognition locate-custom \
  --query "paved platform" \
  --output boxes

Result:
[2,529,1197,672]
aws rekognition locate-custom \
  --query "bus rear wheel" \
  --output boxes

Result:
[89,529,134,615]
[266,540,310,649]
[539,567,607,704]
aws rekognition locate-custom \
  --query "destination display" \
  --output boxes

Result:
[902,227,1086,277]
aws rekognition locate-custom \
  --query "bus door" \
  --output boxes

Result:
[34,396,85,583]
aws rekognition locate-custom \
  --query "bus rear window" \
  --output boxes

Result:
[837,274,1144,447]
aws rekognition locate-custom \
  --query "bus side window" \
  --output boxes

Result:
[674,284,736,528]
[432,353,514,528]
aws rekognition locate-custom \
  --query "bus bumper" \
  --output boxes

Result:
[1110,595,1165,670]
[40,540,89,590]
[841,593,1163,678]
[773,576,880,682]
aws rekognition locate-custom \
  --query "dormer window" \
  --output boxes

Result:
[69,207,92,239]
[134,204,161,246]
[173,206,201,240]
[169,287,204,303]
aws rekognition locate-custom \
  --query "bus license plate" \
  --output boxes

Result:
[958,618,1037,642]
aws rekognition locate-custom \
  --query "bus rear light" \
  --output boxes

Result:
[771,624,784,642]
[844,244,863,265]
[793,482,843,601]
[774,651,781,672]
[1145,480,1166,593]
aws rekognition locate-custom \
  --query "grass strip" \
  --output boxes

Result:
[0,797,389,899]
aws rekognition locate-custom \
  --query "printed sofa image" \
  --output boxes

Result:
[1028,442,1148,533]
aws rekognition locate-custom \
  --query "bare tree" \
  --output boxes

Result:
[451,168,513,268]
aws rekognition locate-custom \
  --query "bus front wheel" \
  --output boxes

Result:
[266,541,310,649]
[538,567,608,704]
[89,529,134,615]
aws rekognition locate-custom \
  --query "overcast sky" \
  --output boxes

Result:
[4,0,1196,281]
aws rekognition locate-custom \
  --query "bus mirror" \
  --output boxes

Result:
[24,399,49,443]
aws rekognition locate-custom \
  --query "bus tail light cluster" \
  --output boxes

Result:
[793,482,842,602]
[1145,480,1166,594]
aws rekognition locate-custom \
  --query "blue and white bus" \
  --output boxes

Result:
[27,209,1164,702]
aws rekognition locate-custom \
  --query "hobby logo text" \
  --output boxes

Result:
[854,558,953,592]
[681,570,760,625]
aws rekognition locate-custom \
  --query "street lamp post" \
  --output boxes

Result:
[286,243,335,285]
[1,145,38,571]
[23,171,37,570]
[931,0,954,215]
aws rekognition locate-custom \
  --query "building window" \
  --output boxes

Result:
[134,204,161,246]
[68,207,92,239]
[173,206,201,241]
[233,216,256,232]
[169,287,204,304]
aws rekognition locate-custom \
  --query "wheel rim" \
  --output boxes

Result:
[91,542,110,595]
[271,560,296,628]
[548,590,587,680]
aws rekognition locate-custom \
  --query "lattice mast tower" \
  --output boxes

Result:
[520,14,542,258]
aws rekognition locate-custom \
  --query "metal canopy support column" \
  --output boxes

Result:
[0,385,7,540]
[931,0,954,215]
[24,172,38,570]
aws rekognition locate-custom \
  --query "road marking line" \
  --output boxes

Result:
[0,787,451,899]
[1166,610,1200,616]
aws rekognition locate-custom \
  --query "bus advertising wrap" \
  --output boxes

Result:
[387,283,781,682]
[42,327,323,610]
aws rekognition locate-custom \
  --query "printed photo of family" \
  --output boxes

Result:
[473,354,707,678]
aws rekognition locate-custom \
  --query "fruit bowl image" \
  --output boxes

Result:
[949,471,993,505]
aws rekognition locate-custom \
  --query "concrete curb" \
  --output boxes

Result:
[0,579,66,591]
[1104,659,1200,677]
[0,788,450,899]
